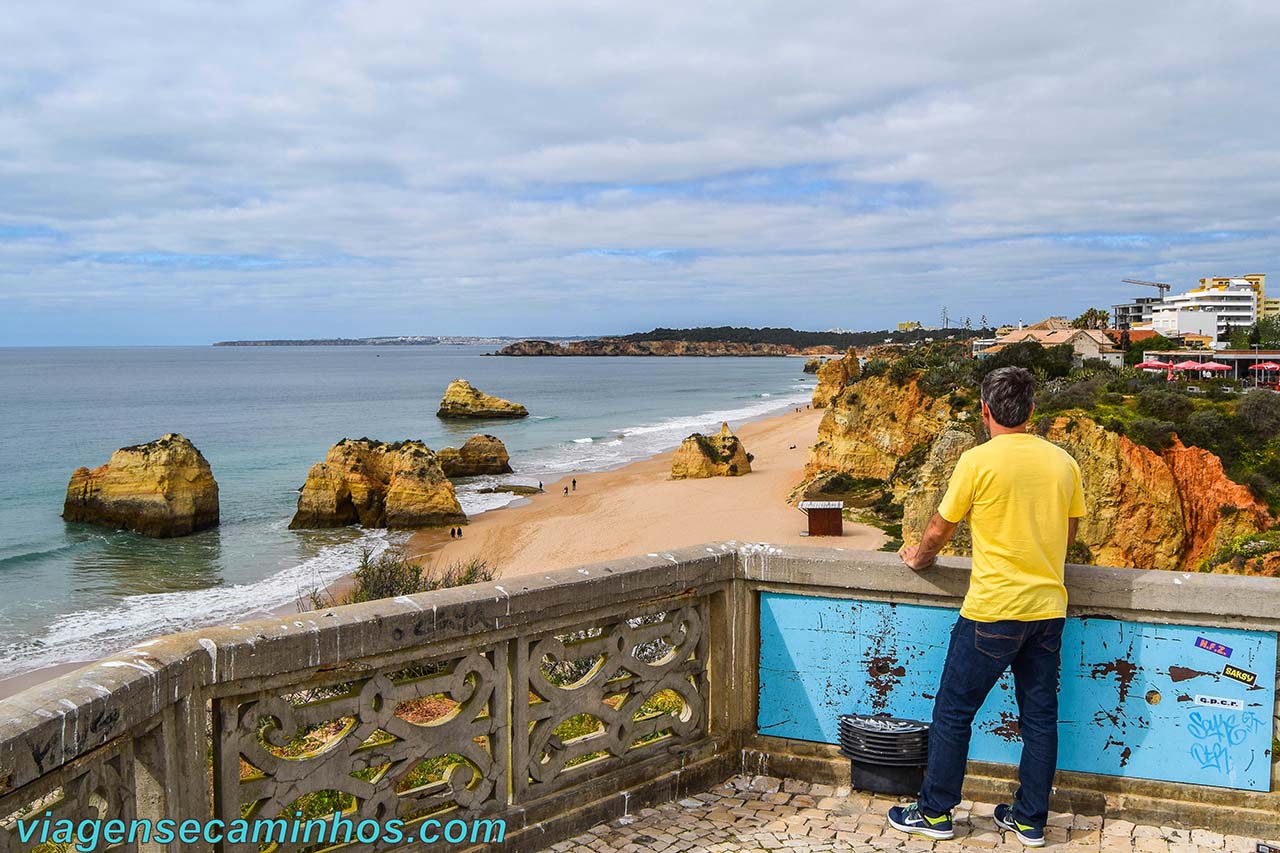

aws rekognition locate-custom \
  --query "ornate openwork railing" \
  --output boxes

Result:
[2,543,1279,851]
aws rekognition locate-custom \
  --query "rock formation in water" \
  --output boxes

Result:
[436,379,528,419]
[63,433,219,538]
[437,434,513,477]
[290,439,465,529]
[812,348,861,408]
[803,356,824,374]
[671,423,753,479]
[804,374,1272,571]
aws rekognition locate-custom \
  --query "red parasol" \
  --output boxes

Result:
[1198,362,1231,372]
[1134,360,1173,369]
[1171,360,1210,370]
[1248,362,1280,371]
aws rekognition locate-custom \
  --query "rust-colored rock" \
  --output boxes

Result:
[1041,417,1185,570]
[437,434,513,478]
[671,423,753,479]
[1162,440,1272,569]
[290,439,465,529]
[812,348,860,408]
[436,379,528,419]
[63,433,219,538]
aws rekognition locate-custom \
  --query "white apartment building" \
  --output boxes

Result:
[1149,307,1219,340]
[1149,278,1258,337]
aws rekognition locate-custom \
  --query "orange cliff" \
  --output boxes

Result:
[804,375,1271,572]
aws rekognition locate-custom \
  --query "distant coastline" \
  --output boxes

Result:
[211,335,586,347]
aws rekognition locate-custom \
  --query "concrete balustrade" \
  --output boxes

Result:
[0,544,1275,852]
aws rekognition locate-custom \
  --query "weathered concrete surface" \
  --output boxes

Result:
[0,543,1277,853]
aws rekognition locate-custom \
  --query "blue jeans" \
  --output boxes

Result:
[918,615,1065,828]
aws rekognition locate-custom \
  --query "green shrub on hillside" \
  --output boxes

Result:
[1136,389,1194,423]
[1238,389,1280,436]
[1128,418,1178,452]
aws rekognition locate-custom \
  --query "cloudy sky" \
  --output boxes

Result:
[2,1,1278,344]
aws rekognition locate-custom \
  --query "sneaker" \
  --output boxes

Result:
[887,803,955,840]
[994,803,1046,847]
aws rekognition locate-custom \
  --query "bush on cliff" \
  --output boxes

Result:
[1136,389,1194,423]
[1123,418,1178,452]
[1237,389,1280,437]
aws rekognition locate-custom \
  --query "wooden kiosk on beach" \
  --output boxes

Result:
[799,500,843,537]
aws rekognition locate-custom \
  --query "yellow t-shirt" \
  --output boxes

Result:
[937,432,1085,622]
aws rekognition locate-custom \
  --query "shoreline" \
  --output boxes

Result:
[0,403,883,700]
[405,406,884,580]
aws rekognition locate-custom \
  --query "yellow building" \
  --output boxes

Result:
[1197,273,1271,315]
[897,321,921,332]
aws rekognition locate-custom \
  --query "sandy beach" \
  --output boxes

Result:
[0,404,882,700]
[407,406,884,577]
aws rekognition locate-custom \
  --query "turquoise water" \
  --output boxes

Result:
[0,345,812,678]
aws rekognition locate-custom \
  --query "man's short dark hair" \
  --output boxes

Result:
[981,367,1036,427]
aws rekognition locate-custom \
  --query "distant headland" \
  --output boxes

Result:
[211,335,582,347]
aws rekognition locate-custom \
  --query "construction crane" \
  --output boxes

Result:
[1122,278,1172,296]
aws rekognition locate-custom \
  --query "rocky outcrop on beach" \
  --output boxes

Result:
[63,433,219,537]
[803,357,824,374]
[671,423,753,479]
[437,434,513,477]
[290,439,465,529]
[812,348,861,408]
[496,339,810,357]
[804,373,1272,571]
[436,379,528,419]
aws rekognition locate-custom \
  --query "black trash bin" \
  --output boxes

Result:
[838,714,929,796]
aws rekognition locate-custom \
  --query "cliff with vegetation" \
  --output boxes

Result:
[291,439,465,529]
[800,341,1277,573]
[811,347,861,408]
[496,339,817,357]
[63,433,220,538]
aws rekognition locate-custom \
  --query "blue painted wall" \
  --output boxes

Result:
[757,593,1277,792]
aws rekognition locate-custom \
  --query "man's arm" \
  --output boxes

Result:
[1068,517,1079,547]
[898,512,958,571]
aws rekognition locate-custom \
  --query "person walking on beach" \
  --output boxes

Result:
[563,485,569,496]
[889,366,1084,848]
[572,477,577,491]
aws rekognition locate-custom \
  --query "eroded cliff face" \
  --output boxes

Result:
[671,423,752,479]
[290,439,465,529]
[436,379,528,419]
[1041,418,1185,570]
[804,378,1272,571]
[806,375,959,481]
[1163,441,1273,568]
[63,433,219,538]
[901,429,976,554]
[812,348,860,409]
[437,434,513,478]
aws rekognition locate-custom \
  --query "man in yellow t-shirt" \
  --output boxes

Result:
[887,367,1085,848]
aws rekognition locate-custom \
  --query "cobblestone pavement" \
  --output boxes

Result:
[538,775,1263,852]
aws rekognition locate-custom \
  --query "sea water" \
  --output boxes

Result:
[0,345,812,678]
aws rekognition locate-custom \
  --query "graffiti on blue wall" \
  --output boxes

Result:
[757,593,1277,792]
